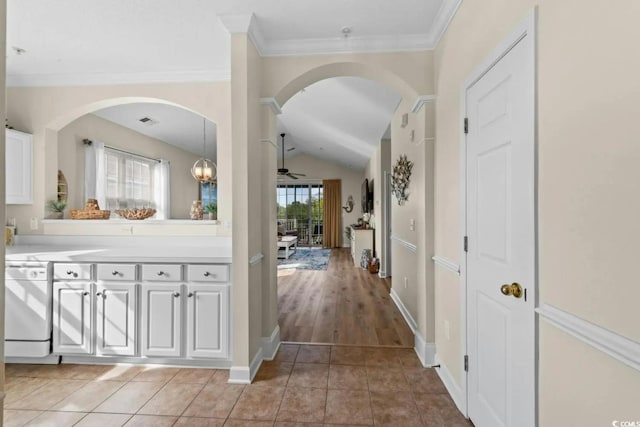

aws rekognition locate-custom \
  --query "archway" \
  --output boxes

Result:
[267,62,422,347]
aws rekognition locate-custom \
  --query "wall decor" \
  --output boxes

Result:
[391,154,413,205]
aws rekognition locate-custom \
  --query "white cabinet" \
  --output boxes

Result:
[141,283,182,357]
[6,129,33,204]
[186,284,229,358]
[350,228,374,266]
[53,282,92,354]
[96,283,137,356]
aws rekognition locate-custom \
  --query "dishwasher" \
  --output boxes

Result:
[5,262,58,362]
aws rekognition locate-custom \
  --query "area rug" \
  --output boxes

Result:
[278,248,331,271]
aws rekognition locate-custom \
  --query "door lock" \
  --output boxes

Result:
[500,282,523,298]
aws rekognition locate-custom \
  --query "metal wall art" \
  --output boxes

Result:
[391,154,413,205]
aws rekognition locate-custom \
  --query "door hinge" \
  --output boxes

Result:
[464,117,469,134]
[464,355,469,372]
[463,236,468,252]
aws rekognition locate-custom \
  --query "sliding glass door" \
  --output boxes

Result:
[276,183,323,246]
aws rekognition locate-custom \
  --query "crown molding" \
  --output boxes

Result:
[259,97,282,115]
[411,95,437,113]
[425,0,463,48]
[260,34,432,57]
[6,69,230,87]
[218,13,267,55]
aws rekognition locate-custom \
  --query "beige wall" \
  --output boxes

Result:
[285,153,365,247]
[56,114,200,219]
[365,139,391,266]
[6,82,232,235]
[390,98,435,342]
[434,0,640,420]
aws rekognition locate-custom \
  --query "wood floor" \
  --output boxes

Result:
[278,248,414,346]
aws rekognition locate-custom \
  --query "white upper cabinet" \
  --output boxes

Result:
[6,129,33,205]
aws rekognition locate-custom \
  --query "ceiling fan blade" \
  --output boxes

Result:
[289,172,306,176]
[286,173,299,180]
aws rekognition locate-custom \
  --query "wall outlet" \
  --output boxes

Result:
[404,277,408,289]
[30,217,38,230]
[444,320,451,341]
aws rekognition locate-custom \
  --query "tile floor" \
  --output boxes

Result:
[3,344,472,426]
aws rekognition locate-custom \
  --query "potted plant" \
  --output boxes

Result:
[48,200,66,219]
[204,202,217,220]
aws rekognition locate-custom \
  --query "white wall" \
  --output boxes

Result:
[56,114,200,219]
[365,138,391,267]
[284,153,365,247]
[434,0,640,422]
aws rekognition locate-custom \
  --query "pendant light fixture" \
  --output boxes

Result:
[191,118,216,183]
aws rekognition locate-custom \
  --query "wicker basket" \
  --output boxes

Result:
[70,209,111,220]
[70,198,111,220]
[115,208,156,220]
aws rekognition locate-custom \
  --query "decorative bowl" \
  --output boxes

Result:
[115,208,157,220]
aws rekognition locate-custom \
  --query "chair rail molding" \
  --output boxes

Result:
[537,304,640,372]
[432,255,460,275]
[390,234,417,253]
[249,253,264,266]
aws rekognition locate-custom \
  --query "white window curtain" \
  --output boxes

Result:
[84,141,106,209]
[153,159,171,219]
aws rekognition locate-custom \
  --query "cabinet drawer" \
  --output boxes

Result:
[97,264,137,281]
[187,264,229,282]
[141,264,183,281]
[53,263,92,280]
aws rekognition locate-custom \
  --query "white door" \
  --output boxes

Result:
[141,283,182,357]
[465,18,536,427]
[96,283,137,356]
[5,129,33,204]
[53,282,92,354]
[186,285,229,358]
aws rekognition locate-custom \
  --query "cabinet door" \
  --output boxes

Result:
[6,129,33,204]
[53,282,92,354]
[141,283,182,357]
[96,283,137,356]
[186,285,229,359]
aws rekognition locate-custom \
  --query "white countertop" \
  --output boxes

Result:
[6,235,232,264]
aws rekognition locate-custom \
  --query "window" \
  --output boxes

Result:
[276,183,323,246]
[104,148,156,211]
[200,182,217,207]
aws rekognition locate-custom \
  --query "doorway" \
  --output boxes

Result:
[276,183,324,247]
[462,11,536,427]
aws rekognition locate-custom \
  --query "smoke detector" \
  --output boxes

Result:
[341,27,352,38]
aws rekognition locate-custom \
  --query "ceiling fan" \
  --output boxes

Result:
[277,133,306,179]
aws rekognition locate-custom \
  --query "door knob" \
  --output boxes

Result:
[500,282,523,298]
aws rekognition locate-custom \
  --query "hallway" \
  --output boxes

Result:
[278,248,413,346]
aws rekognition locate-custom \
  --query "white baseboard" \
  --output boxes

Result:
[261,325,281,361]
[228,347,264,384]
[434,354,466,415]
[414,332,436,367]
[390,288,417,333]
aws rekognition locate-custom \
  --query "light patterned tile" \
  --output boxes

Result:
[124,415,177,426]
[138,382,204,416]
[94,381,164,414]
[25,411,87,427]
[7,379,88,410]
[276,387,326,423]
[75,413,133,427]
[3,409,42,427]
[51,380,125,412]
[183,384,244,418]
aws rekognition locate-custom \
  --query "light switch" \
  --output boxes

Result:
[30,217,38,230]
[409,218,415,231]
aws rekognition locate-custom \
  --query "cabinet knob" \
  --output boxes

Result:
[157,271,166,276]
[67,270,78,278]
[173,292,180,298]
[204,271,211,277]
[96,292,102,296]
[188,292,194,298]
[111,270,119,276]
[82,291,89,296]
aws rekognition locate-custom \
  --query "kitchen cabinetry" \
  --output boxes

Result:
[53,281,92,355]
[350,228,374,266]
[52,261,230,362]
[141,283,182,357]
[96,264,137,356]
[6,129,33,204]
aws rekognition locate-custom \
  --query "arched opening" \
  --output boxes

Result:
[42,97,220,222]
[270,64,421,348]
